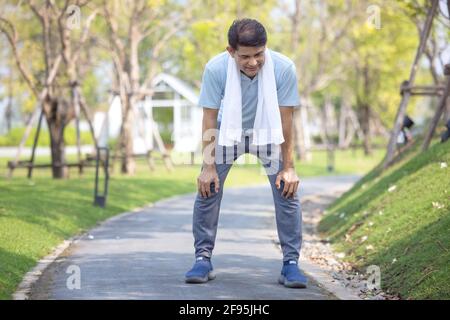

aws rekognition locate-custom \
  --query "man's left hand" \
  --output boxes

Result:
[275,167,300,199]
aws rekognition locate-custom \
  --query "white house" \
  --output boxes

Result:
[150,73,202,153]
[93,73,202,155]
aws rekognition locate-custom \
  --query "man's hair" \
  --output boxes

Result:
[227,18,267,49]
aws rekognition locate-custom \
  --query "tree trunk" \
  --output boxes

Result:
[46,117,68,178]
[293,108,307,161]
[290,0,310,162]
[321,97,339,152]
[301,105,312,160]
[338,103,347,148]
[120,96,136,175]
[422,73,450,151]
[6,69,13,133]
[43,96,72,179]
[321,104,329,146]
[444,92,450,123]
[360,103,372,156]
[5,93,12,133]
[117,20,140,175]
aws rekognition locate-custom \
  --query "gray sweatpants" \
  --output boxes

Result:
[192,133,302,263]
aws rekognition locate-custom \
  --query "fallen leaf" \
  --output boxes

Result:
[432,202,445,209]
[388,185,397,192]
[347,222,364,235]
[345,234,353,243]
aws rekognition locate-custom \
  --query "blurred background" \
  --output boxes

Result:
[0,0,448,179]
[0,0,449,300]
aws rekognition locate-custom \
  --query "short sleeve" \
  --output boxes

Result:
[277,64,300,108]
[198,67,222,109]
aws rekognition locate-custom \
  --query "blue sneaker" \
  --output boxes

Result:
[278,260,308,288]
[185,256,216,284]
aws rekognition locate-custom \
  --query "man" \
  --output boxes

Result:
[185,18,307,289]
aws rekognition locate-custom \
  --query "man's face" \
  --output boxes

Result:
[227,45,265,78]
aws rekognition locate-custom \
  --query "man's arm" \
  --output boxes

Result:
[276,107,300,198]
[280,107,295,169]
[197,108,219,198]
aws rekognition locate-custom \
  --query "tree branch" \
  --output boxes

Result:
[0,17,39,99]
[72,9,98,64]
[102,0,126,65]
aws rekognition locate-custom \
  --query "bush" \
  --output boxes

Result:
[63,126,94,146]
[0,126,94,147]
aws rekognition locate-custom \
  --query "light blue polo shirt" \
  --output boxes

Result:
[198,49,300,129]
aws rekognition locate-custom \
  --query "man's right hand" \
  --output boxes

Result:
[197,165,220,198]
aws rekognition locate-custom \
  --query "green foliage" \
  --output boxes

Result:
[0,127,94,147]
[169,0,277,88]
[159,130,173,146]
[345,0,420,127]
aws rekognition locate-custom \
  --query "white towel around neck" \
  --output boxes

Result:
[218,48,285,147]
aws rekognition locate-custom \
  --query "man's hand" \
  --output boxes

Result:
[197,165,220,198]
[275,167,300,198]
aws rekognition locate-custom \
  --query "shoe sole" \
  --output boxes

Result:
[185,271,216,284]
[278,275,307,289]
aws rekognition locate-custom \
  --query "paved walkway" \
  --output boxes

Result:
[30,175,358,300]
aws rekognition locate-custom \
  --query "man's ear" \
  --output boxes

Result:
[226,46,235,57]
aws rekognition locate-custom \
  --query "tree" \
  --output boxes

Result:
[100,0,195,175]
[383,0,440,165]
[344,1,421,155]
[404,0,450,150]
[279,0,357,159]
[170,0,277,88]
[0,0,98,178]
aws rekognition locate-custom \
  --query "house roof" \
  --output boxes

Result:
[152,73,199,106]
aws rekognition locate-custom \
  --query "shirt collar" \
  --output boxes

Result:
[240,71,258,83]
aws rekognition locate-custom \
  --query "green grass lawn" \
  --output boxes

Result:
[319,140,450,299]
[0,148,383,299]
[171,148,385,178]
[296,148,385,176]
